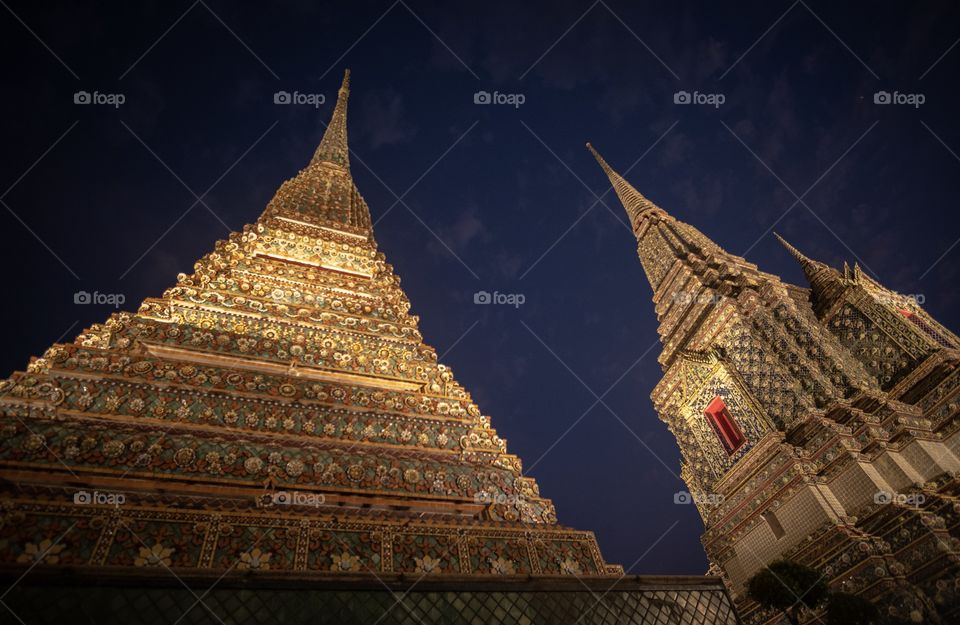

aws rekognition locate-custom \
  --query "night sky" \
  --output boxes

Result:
[2,1,960,576]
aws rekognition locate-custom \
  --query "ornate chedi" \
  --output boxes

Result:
[588,142,960,624]
[0,73,741,625]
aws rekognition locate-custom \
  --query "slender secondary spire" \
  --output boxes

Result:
[774,233,820,274]
[774,233,845,313]
[311,69,351,169]
[585,142,664,229]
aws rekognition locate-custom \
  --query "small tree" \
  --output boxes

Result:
[825,592,879,625]
[747,560,829,625]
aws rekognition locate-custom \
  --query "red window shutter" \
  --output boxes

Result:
[704,396,746,455]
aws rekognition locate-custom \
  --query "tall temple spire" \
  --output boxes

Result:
[773,232,845,314]
[311,69,351,169]
[589,135,960,624]
[586,142,664,229]
[265,69,371,230]
[585,142,725,292]
[774,232,820,277]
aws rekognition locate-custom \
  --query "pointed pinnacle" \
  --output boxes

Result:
[586,142,613,176]
[774,233,835,284]
[311,69,351,169]
[584,142,662,226]
[773,233,814,266]
[774,232,846,307]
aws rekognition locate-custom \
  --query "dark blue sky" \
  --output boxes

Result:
[2,1,959,575]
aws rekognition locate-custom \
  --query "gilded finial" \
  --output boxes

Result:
[311,69,352,169]
[773,233,846,311]
[773,233,814,266]
[852,262,863,281]
[586,142,614,176]
[585,142,663,229]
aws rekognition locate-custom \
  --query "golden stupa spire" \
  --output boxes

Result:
[773,232,839,281]
[585,142,664,229]
[586,141,727,291]
[774,232,846,313]
[264,69,371,230]
[311,69,351,169]
[774,232,819,272]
